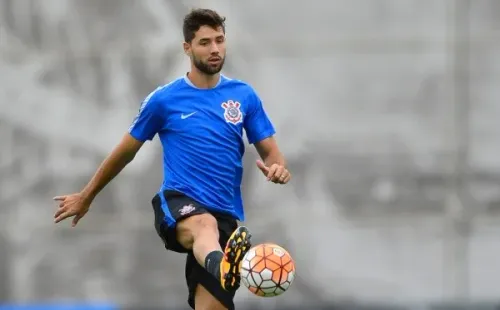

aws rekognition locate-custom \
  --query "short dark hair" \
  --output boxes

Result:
[183,8,226,43]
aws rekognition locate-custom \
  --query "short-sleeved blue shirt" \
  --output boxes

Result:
[129,75,275,222]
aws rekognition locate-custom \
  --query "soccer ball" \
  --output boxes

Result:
[240,243,296,297]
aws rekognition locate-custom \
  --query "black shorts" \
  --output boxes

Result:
[151,190,238,310]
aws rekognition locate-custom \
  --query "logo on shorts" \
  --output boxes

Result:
[179,204,196,216]
[221,100,243,125]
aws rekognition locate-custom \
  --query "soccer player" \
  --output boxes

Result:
[53,8,290,310]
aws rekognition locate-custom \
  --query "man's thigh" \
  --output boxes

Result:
[151,190,210,252]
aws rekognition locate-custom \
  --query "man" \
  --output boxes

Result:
[53,8,290,310]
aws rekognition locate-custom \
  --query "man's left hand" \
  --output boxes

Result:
[256,160,291,184]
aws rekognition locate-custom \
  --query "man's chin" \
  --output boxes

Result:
[195,61,224,75]
[210,69,222,75]
[205,64,223,75]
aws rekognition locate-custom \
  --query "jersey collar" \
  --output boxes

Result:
[184,73,223,89]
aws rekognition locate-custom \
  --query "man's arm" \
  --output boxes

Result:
[54,87,165,226]
[82,85,165,200]
[80,133,144,201]
[254,136,291,184]
[53,132,145,226]
[242,87,290,184]
[254,136,286,168]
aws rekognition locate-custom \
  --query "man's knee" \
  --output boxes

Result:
[177,213,219,249]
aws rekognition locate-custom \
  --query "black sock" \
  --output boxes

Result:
[205,251,224,280]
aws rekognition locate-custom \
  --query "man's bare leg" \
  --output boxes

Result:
[176,213,252,291]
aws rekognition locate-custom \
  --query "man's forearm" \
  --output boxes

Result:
[263,150,287,168]
[80,149,135,201]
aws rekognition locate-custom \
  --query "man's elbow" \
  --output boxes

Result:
[111,145,139,165]
[123,146,142,163]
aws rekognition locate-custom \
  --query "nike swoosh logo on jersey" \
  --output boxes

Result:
[181,112,197,119]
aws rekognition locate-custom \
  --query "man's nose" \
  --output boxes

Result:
[209,42,220,54]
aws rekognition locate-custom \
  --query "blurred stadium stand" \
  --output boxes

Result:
[1,0,500,309]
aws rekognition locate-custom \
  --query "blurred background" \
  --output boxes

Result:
[1,0,500,309]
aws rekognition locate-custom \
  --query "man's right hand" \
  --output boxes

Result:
[53,193,92,227]
[52,133,144,228]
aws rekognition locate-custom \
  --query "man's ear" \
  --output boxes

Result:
[183,42,191,57]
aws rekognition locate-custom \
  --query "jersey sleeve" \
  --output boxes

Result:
[128,87,164,142]
[243,89,276,144]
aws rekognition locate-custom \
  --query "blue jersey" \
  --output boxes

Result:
[128,75,275,221]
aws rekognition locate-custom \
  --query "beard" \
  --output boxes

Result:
[193,55,225,75]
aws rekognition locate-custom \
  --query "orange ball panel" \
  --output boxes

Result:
[254,246,265,257]
[283,262,294,273]
[266,255,282,266]
[271,269,283,283]
[264,245,274,257]
[251,258,267,273]
[249,286,264,296]
[281,254,291,265]
[265,259,281,271]
[250,256,262,267]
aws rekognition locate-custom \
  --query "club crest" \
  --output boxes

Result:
[221,100,243,124]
